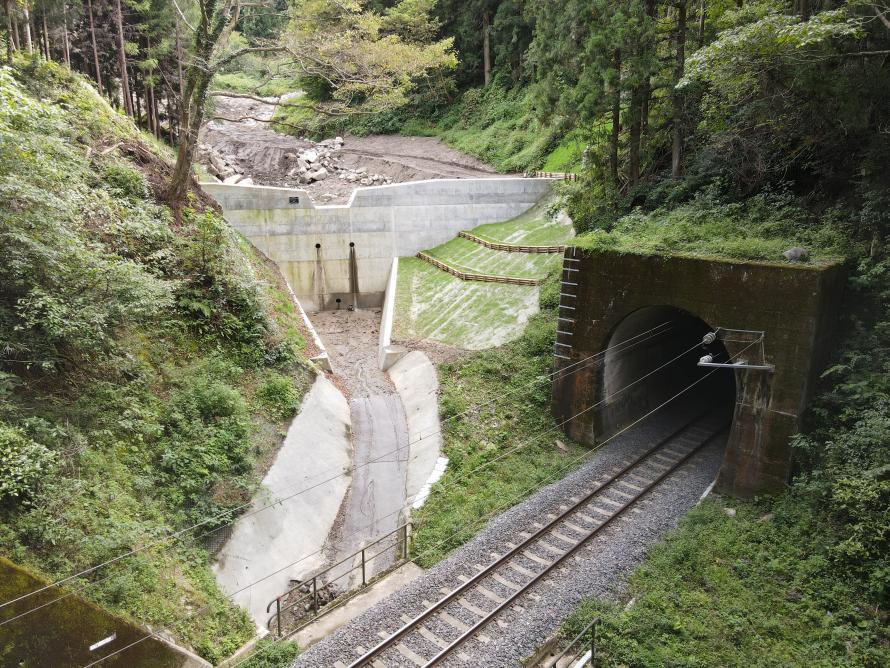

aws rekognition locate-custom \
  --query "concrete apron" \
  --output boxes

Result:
[212,374,352,629]
[325,394,410,590]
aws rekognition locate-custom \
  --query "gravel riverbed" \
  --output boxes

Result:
[292,405,727,667]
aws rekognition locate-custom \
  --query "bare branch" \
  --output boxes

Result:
[170,0,196,33]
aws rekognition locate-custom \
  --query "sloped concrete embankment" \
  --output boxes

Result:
[213,374,352,628]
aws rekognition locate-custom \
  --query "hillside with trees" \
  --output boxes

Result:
[1,0,888,665]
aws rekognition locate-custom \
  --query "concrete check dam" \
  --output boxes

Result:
[201,177,555,312]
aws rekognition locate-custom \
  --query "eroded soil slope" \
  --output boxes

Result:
[199,95,501,203]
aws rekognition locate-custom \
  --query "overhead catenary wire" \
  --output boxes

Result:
[0,319,674,615]
[224,338,760,668]
[82,335,753,668]
[1,321,679,632]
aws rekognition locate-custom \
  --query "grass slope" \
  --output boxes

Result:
[394,195,571,349]
[563,498,890,667]
[411,278,586,567]
[0,61,313,662]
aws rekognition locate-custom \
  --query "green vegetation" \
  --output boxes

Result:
[571,190,856,264]
[0,62,313,661]
[562,498,889,667]
[411,276,586,566]
[239,638,301,668]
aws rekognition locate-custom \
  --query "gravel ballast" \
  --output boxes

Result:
[292,406,727,667]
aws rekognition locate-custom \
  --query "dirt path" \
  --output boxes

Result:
[199,95,503,203]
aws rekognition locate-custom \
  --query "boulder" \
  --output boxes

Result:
[239,177,254,186]
[283,152,297,161]
[307,167,329,182]
[301,149,319,163]
[783,247,809,262]
[222,174,242,184]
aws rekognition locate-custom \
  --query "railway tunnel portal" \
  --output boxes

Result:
[552,248,846,498]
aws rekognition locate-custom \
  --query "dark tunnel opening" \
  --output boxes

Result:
[598,306,737,437]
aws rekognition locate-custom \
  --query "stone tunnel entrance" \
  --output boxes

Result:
[552,247,846,498]
[599,306,736,440]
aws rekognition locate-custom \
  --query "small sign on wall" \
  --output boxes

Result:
[289,196,300,204]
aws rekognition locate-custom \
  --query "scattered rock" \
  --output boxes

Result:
[554,439,568,452]
[723,507,736,517]
[783,246,809,262]
[307,167,329,182]
[302,149,319,163]
[758,512,774,523]
[359,177,372,186]
[222,174,242,184]
[283,152,297,161]
[239,177,254,186]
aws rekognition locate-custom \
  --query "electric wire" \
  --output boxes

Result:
[81,335,750,667]
[0,320,673,614]
[224,338,759,668]
[1,321,679,633]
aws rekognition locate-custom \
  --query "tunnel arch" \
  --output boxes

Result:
[596,305,736,438]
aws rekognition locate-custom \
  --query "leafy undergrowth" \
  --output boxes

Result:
[562,498,889,667]
[571,188,858,264]
[0,61,313,661]
[411,278,586,567]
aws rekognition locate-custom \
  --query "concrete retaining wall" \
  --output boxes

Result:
[378,257,407,370]
[201,178,554,312]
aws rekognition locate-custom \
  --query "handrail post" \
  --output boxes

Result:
[275,597,281,638]
[591,621,597,667]
[361,548,366,586]
[312,577,318,613]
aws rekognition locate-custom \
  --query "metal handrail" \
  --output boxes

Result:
[265,522,410,636]
[550,617,600,667]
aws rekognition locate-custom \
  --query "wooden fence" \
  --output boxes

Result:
[458,231,565,254]
[416,252,541,286]
[534,171,578,181]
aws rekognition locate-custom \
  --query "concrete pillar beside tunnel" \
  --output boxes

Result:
[551,248,846,499]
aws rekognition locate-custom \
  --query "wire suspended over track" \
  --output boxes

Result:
[0,320,674,615]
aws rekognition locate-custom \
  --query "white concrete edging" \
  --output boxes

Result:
[283,276,333,372]
[378,256,407,370]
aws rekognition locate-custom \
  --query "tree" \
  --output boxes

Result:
[167,0,455,213]
[672,0,687,179]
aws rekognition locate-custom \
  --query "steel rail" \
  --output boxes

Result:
[422,424,729,666]
[347,412,724,668]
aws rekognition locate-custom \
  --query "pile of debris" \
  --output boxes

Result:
[198,136,394,190]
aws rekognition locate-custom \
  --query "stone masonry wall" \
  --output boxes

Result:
[551,249,846,497]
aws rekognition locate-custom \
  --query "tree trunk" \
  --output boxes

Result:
[5,0,14,62]
[628,87,642,188]
[482,12,492,86]
[610,48,621,191]
[62,2,71,67]
[41,10,50,61]
[169,69,213,212]
[114,0,133,116]
[697,0,706,47]
[672,0,687,180]
[11,8,20,51]
[86,0,103,94]
[22,5,32,55]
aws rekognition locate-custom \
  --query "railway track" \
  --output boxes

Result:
[341,410,729,668]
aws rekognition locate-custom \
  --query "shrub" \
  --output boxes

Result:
[0,425,55,503]
[255,373,302,420]
[103,163,149,200]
